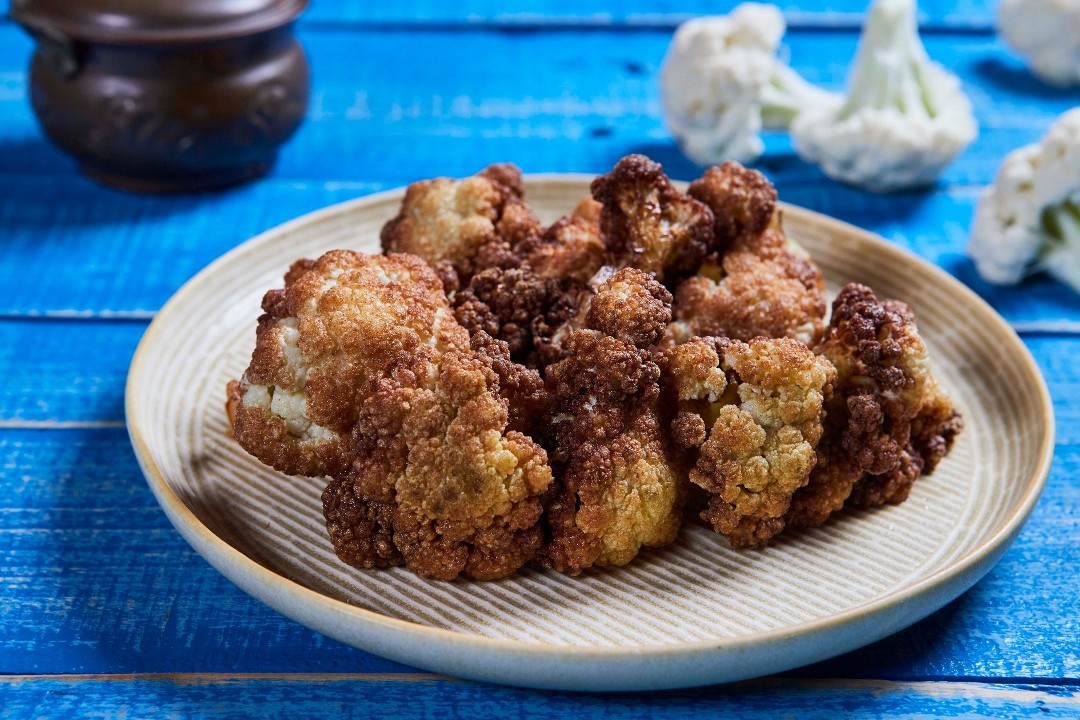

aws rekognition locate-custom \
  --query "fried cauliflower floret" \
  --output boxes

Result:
[380,163,542,282]
[540,269,684,574]
[230,251,468,478]
[520,208,607,283]
[672,163,827,344]
[591,154,715,281]
[323,343,553,582]
[665,336,835,548]
[452,267,549,358]
[452,265,590,368]
[785,283,963,529]
[468,330,548,440]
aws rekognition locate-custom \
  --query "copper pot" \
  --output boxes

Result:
[10,0,310,193]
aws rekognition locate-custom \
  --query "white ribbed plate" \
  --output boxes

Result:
[126,176,1054,691]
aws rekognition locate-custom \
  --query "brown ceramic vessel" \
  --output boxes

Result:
[10,0,310,193]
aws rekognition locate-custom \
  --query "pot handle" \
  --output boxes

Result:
[7,12,81,77]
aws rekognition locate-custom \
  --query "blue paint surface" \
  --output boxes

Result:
[2,0,1079,714]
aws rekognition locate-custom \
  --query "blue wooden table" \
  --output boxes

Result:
[2,1,1078,716]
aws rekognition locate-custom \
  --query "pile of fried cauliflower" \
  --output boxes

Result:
[226,155,963,581]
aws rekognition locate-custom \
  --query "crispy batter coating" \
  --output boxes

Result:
[517,197,607,284]
[452,266,590,368]
[672,163,827,344]
[231,251,468,478]
[785,283,963,529]
[591,154,714,281]
[688,161,778,254]
[665,336,835,548]
[540,268,683,574]
[233,156,967,580]
[453,267,548,358]
[324,343,553,581]
[469,330,549,439]
[586,266,673,348]
[380,164,542,282]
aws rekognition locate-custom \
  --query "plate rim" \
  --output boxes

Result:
[125,174,1055,689]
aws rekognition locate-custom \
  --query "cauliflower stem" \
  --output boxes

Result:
[1040,199,1080,291]
[787,0,977,191]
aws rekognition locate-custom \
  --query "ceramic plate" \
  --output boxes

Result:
[126,176,1054,691]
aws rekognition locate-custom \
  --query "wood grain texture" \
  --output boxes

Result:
[0,429,1075,678]
[0,0,1078,705]
[0,676,1076,717]
[0,429,410,675]
[0,2,1000,30]
[2,25,1079,184]
[0,176,1078,324]
[298,1,1000,29]
[0,305,1075,433]
[1,25,1079,322]
[0,320,138,424]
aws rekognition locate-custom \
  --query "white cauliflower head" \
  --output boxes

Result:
[790,0,977,192]
[999,0,1080,87]
[660,3,839,165]
[969,108,1080,292]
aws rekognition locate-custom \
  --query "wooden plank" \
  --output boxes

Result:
[0,310,1076,428]
[1,428,1076,677]
[2,26,1079,319]
[0,429,411,675]
[0,173,1078,323]
[0,1,1003,31]
[300,1,1000,31]
[0,676,1075,717]
[0,319,140,425]
[1,26,1078,185]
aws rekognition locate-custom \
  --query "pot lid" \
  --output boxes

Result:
[10,0,308,44]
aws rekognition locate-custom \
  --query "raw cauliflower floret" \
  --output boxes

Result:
[790,0,977,192]
[998,0,1080,87]
[671,162,827,344]
[784,283,963,529]
[228,251,470,478]
[540,268,685,574]
[665,336,835,548]
[660,3,840,165]
[968,108,1080,293]
[591,154,715,282]
[380,163,542,282]
[323,343,553,581]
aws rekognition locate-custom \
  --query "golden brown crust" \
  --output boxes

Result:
[591,154,714,281]
[451,265,591,369]
[664,336,835,548]
[453,267,549,359]
[673,162,826,345]
[326,343,553,581]
[785,283,962,528]
[468,330,549,439]
[231,156,965,581]
[539,269,683,574]
[586,268,673,348]
[380,164,541,283]
[231,251,467,478]
[521,214,607,283]
[688,161,778,255]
